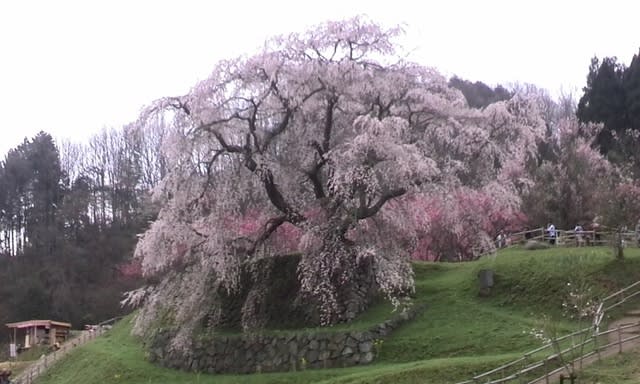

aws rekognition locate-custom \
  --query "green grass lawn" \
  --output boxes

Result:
[580,349,640,383]
[35,246,640,384]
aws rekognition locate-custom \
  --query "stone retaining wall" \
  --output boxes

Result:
[148,304,426,374]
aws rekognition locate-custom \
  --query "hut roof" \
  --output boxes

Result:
[5,320,71,329]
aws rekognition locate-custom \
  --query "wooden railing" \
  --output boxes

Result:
[499,227,640,250]
[455,280,640,384]
[600,281,640,312]
[10,317,121,384]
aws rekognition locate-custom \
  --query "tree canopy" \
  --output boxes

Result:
[577,51,640,175]
[129,17,547,351]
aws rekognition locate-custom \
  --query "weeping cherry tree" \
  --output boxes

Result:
[128,17,545,350]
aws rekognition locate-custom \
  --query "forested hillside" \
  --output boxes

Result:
[0,121,168,345]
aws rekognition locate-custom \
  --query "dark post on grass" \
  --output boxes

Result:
[478,269,494,297]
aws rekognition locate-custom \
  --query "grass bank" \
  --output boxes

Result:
[35,246,640,384]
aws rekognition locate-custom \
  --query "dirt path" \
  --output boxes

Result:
[532,310,640,383]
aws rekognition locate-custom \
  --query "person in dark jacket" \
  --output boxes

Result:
[0,368,12,384]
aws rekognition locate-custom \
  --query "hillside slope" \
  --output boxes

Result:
[35,247,640,384]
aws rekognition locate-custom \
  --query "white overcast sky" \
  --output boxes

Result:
[0,0,638,157]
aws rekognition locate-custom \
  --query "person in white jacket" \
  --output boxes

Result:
[547,223,556,245]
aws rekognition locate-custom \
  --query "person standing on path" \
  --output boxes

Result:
[574,224,584,246]
[547,223,556,245]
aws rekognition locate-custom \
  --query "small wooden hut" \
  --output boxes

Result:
[5,320,71,349]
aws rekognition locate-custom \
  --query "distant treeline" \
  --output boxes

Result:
[0,119,168,344]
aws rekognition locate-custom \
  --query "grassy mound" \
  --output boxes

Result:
[35,247,640,384]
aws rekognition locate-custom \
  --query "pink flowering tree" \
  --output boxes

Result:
[599,182,640,258]
[408,186,527,261]
[127,18,546,346]
[602,183,640,227]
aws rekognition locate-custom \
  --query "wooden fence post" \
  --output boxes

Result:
[544,358,549,384]
[618,324,623,353]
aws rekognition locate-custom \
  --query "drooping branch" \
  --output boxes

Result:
[262,107,293,151]
[212,131,244,154]
[306,159,327,199]
[246,98,262,152]
[302,97,338,199]
[323,96,338,152]
[260,170,305,223]
[167,97,191,116]
[356,187,407,220]
[240,155,303,223]
[197,150,226,199]
[246,215,288,255]
[201,110,304,223]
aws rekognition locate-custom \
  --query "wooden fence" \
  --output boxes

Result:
[502,227,640,249]
[455,280,640,384]
[11,317,121,384]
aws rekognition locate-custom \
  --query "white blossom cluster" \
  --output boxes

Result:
[128,17,547,338]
